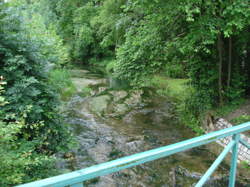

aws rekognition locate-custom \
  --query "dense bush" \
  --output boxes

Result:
[54,0,130,63]
[0,1,72,185]
[0,2,71,152]
[0,79,58,186]
[115,17,166,84]
[164,63,186,79]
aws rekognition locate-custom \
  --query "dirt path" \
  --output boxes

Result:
[224,100,250,121]
[224,99,250,136]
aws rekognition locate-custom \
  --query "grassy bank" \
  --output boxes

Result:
[144,75,202,133]
[146,75,191,101]
[146,75,248,135]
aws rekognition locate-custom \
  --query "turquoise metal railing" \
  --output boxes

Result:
[18,122,250,187]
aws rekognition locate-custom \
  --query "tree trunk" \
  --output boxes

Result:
[217,34,223,105]
[246,38,250,95]
[227,37,232,88]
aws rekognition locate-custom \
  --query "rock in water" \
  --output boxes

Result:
[88,95,111,116]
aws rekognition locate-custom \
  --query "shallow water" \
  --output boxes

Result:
[57,70,234,186]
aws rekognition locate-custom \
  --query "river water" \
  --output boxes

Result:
[57,69,245,187]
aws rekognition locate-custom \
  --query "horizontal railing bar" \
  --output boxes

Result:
[195,140,236,187]
[239,138,250,149]
[17,122,250,187]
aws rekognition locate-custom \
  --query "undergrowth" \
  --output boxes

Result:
[146,75,204,134]
[49,69,77,101]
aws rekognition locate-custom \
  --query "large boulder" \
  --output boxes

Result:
[88,95,111,116]
[109,90,128,102]
[113,103,129,116]
[124,90,143,106]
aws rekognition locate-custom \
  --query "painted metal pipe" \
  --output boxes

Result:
[195,140,235,187]
[239,138,250,149]
[229,134,240,187]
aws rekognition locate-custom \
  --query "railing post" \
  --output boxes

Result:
[229,133,240,187]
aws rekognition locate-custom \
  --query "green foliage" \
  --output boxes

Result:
[105,59,116,74]
[80,87,92,97]
[55,0,129,63]
[91,0,128,49]
[55,0,98,62]
[214,98,245,117]
[225,72,246,102]
[22,13,69,66]
[241,161,250,171]
[0,2,249,184]
[71,3,96,61]
[41,0,250,107]
[16,0,250,134]
[164,63,186,79]
[146,75,190,101]
[1,4,249,184]
[112,0,186,84]
[90,58,117,74]
[49,69,77,100]
[0,2,73,185]
[0,115,57,186]
[9,0,69,66]
[115,18,166,84]
[178,111,204,135]
[147,75,203,134]
[0,78,7,106]
[0,80,58,186]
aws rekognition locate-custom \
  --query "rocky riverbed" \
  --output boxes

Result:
[56,69,248,186]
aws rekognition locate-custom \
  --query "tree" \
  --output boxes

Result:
[0,1,72,185]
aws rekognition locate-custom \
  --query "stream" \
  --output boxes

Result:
[57,69,243,187]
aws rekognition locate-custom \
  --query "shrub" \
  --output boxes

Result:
[164,63,186,78]
[49,69,76,100]
[0,79,58,186]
